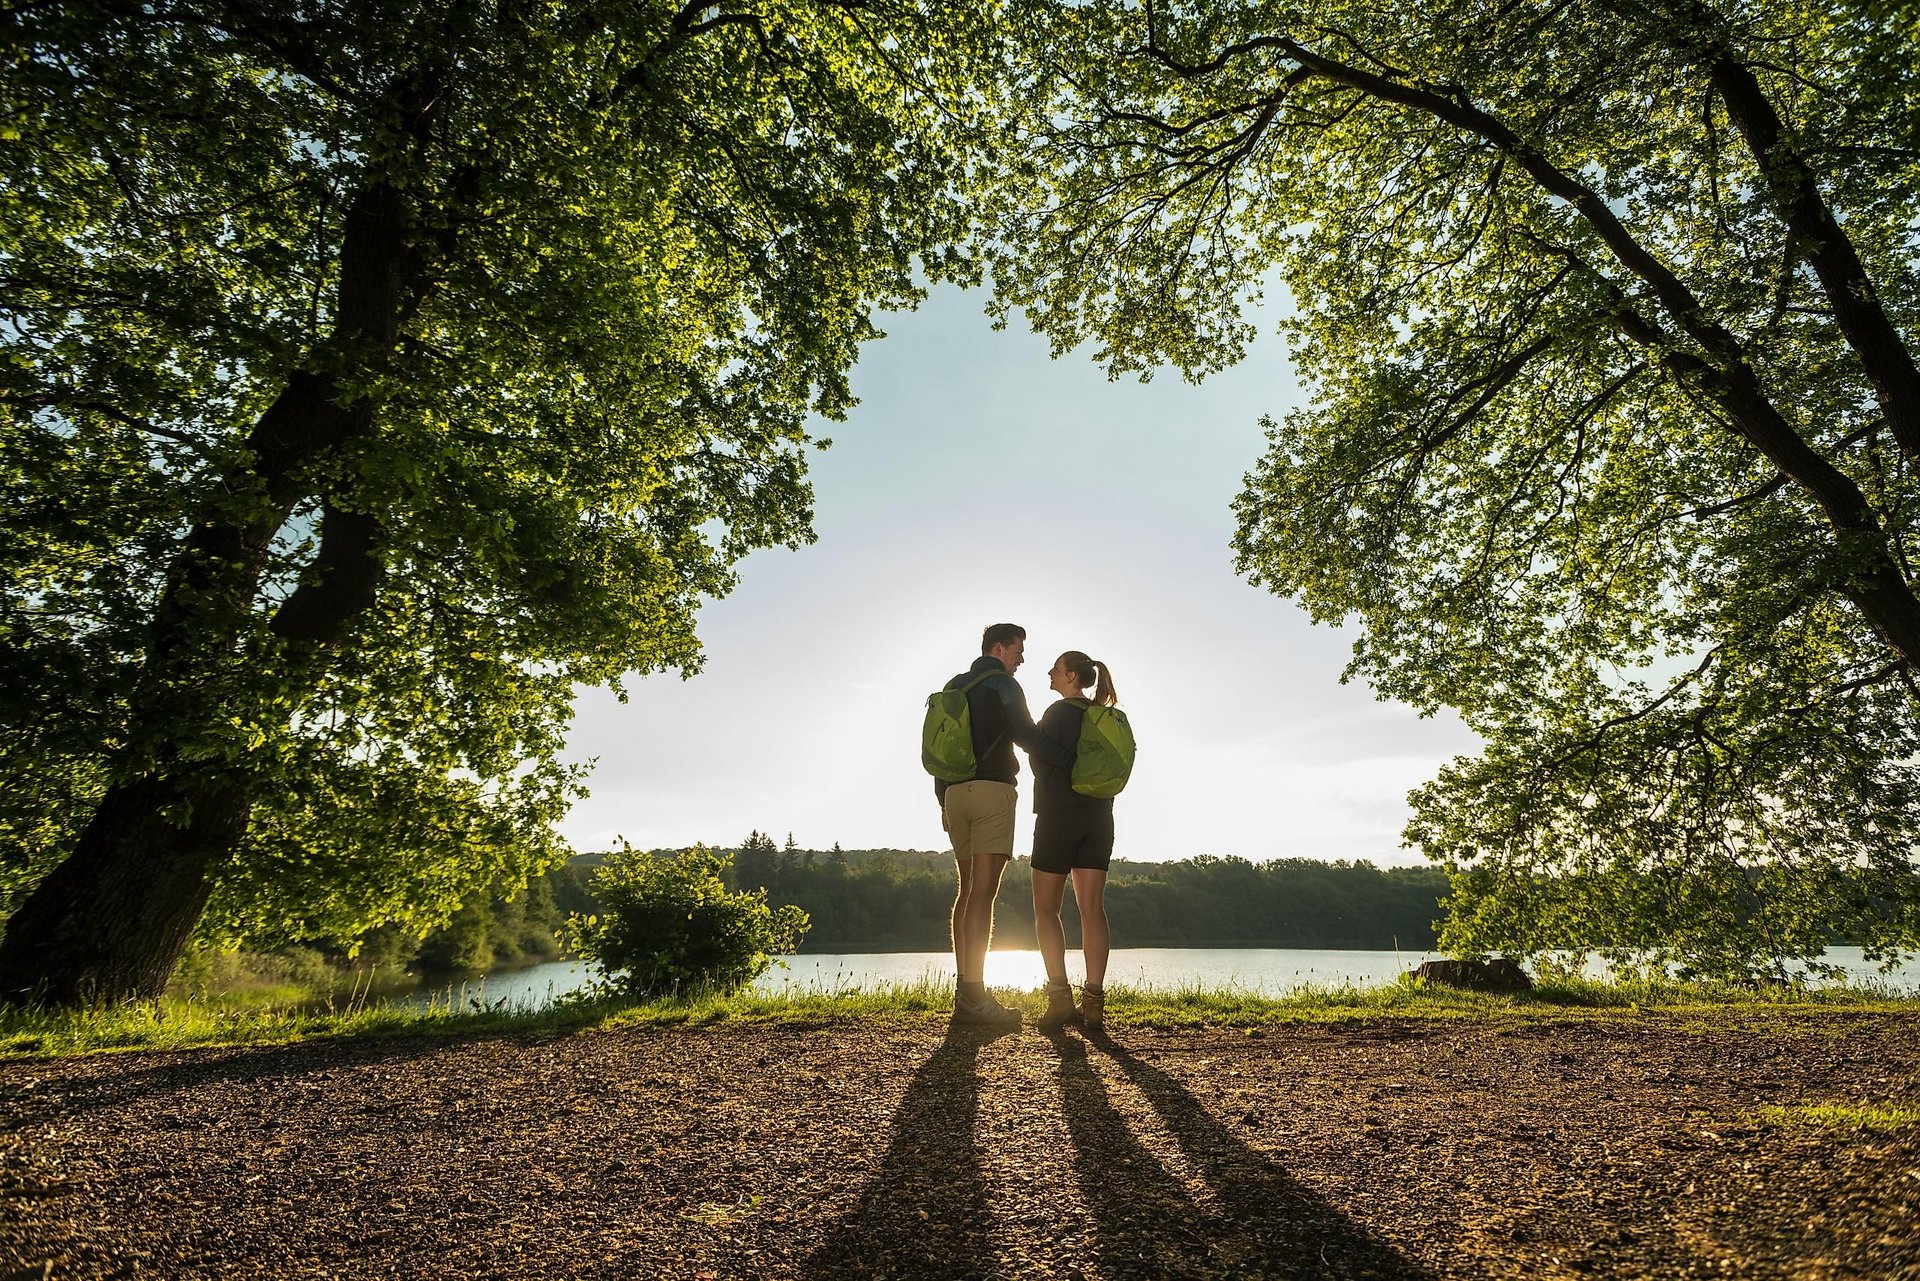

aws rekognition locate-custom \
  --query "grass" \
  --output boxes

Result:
[1056,972,1920,1029]
[1755,1102,1920,1133]
[2,971,1915,1061]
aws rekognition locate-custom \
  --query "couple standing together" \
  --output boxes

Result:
[935,622,1121,1031]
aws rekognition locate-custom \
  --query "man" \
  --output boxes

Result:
[937,622,1072,1025]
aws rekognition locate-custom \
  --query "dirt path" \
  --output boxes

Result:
[3,1011,1917,1280]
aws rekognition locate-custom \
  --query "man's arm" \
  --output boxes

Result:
[992,677,1074,768]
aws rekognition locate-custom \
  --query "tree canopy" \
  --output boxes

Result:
[0,0,993,1001]
[991,0,1920,976]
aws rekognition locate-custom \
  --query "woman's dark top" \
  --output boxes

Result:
[1032,698,1115,815]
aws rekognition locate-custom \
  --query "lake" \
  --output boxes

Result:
[398,945,1920,1012]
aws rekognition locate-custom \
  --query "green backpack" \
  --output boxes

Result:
[1069,699,1136,798]
[922,669,999,782]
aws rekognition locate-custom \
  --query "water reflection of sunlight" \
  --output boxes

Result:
[982,949,1054,989]
[754,949,1070,994]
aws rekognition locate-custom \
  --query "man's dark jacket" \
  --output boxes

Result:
[933,655,1072,804]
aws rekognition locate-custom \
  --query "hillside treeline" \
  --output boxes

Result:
[388,839,1447,969]
[721,836,1447,951]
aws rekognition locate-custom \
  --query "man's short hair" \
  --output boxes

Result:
[981,622,1026,654]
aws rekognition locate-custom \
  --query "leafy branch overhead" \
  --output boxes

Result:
[0,0,998,1003]
[990,0,1920,975]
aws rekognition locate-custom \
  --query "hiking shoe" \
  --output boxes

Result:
[1080,985,1105,1035]
[1036,980,1083,1032]
[951,989,1021,1027]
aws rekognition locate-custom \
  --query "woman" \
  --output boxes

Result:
[1030,650,1119,1033]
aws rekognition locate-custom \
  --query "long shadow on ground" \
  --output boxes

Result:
[799,1024,1017,1280]
[1079,1035,1432,1280]
[0,1030,512,1130]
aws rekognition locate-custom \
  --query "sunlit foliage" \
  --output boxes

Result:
[990,0,1920,977]
[0,0,996,999]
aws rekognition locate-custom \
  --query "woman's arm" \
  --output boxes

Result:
[992,676,1075,768]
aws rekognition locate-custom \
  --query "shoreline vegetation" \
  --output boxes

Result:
[6,971,1916,1062]
[153,848,1457,1002]
[36,843,1900,1065]
[148,842,1904,1015]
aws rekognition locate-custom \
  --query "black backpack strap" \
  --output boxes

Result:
[955,669,999,694]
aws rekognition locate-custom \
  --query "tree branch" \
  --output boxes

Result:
[267,503,384,647]
[1545,646,1722,771]
[0,388,200,445]
[1653,0,1920,457]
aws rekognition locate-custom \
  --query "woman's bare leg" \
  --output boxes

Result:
[1071,868,1110,989]
[1031,870,1070,984]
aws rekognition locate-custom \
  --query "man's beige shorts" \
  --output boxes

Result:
[942,780,1017,859]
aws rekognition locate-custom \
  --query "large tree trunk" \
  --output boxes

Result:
[0,776,250,1004]
[0,166,423,1005]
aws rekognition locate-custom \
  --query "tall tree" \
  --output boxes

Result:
[0,0,990,1002]
[992,0,1920,975]
[732,829,778,892]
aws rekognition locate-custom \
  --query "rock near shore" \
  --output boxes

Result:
[1411,957,1534,991]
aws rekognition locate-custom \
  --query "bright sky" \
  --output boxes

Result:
[558,285,1480,864]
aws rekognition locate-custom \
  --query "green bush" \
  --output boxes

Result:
[564,845,808,998]
[166,945,341,1003]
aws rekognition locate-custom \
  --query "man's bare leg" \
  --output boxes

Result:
[952,855,976,982]
[963,852,1011,988]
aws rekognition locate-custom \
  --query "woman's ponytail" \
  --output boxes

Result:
[1091,661,1118,707]
[1058,650,1119,706]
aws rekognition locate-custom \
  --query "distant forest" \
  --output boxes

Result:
[397,837,1447,971]
[716,833,1446,951]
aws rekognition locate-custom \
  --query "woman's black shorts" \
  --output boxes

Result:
[1030,803,1115,875]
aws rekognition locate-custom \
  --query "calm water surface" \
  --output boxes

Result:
[399,945,1919,1012]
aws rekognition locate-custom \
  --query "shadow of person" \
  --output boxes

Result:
[799,1022,1018,1280]
[1051,1029,1231,1278]
[1074,1036,1432,1281]
[0,1029,493,1132]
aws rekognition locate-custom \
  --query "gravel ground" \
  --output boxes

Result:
[2,1011,1917,1280]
